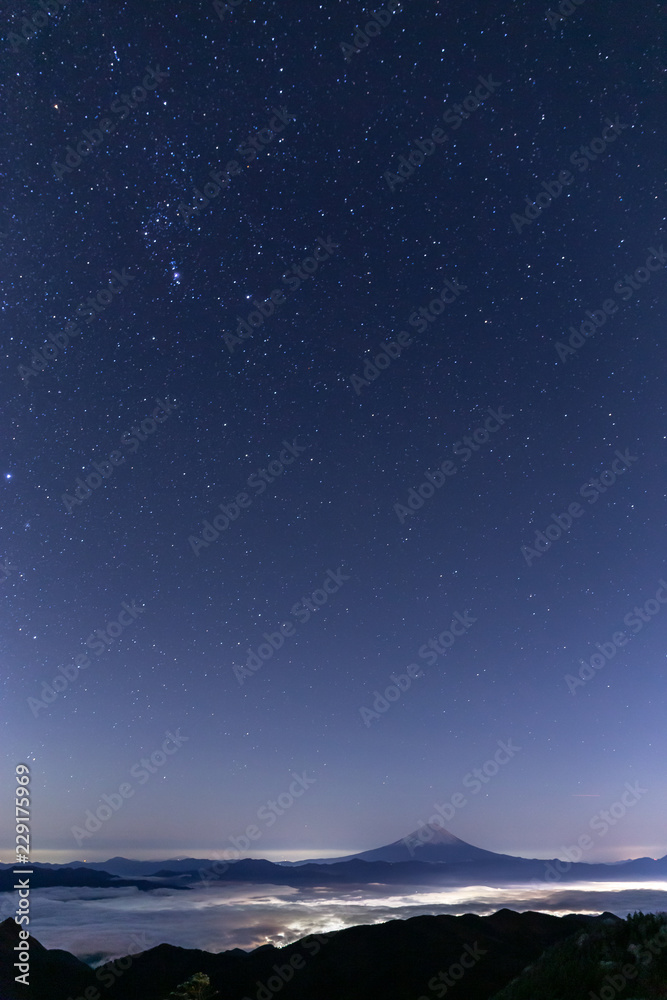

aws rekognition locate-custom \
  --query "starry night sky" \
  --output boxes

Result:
[2,0,666,865]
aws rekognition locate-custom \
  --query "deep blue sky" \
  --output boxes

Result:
[1,0,666,865]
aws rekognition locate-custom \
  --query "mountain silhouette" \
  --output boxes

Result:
[283,824,515,865]
[0,910,624,1000]
[0,866,191,893]
[2,826,665,888]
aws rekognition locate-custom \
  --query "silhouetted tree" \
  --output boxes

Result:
[165,971,218,999]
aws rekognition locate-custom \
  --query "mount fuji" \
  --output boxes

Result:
[281,823,513,865]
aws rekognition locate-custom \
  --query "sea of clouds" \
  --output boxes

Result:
[3,879,667,965]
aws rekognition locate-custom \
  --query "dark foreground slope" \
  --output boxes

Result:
[0,910,624,1000]
[491,910,667,1000]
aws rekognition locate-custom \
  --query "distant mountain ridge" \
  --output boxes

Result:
[0,856,210,876]
[0,866,191,893]
[1,825,664,886]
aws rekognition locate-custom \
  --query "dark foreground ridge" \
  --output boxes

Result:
[2,909,667,1000]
